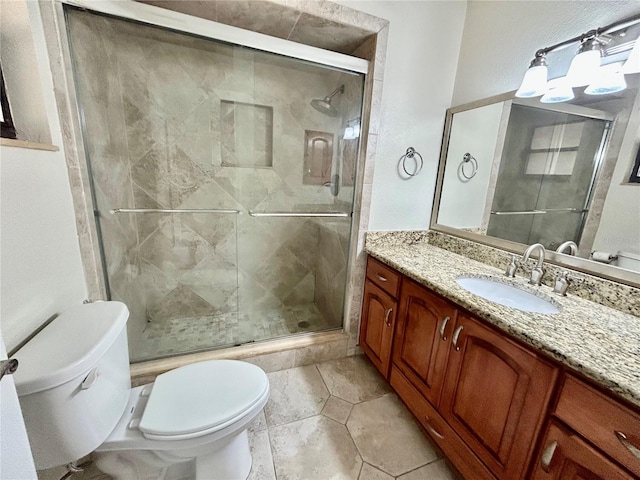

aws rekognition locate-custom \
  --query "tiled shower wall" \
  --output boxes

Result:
[67,9,363,356]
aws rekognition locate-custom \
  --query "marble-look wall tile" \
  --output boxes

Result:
[242,349,297,373]
[216,1,301,40]
[363,134,378,185]
[368,80,384,136]
[289,13,374,55]
[373,25,389,81]
[294,337,348,366]
[139,0,219,23]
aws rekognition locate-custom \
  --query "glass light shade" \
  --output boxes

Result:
[540,78,575,103]
[585,62,627,95]
[623,38,640,74]
[566,49,601,87]
[515,65,548,98]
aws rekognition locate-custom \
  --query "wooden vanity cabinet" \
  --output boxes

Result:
[359,256,639,479]
[359,257,401,377]
[392,278,457,406]
[440,313,558,479]
[532,374,640,479]
[531,421,634,480]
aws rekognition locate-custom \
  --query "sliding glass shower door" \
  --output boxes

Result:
[65,6,364,362]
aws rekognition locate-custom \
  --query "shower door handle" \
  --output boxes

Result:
[110,208,241,214]
[248,211,351,218]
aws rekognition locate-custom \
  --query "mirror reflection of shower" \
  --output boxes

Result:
[311,84,345,117]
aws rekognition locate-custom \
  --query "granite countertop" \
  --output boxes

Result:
[365,242,640,407]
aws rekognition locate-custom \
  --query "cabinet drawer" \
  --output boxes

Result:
[555,375,640,477]
[366,256,401,298]
[389,366,495,480]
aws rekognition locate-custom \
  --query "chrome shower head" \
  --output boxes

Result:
[311,85,344,117]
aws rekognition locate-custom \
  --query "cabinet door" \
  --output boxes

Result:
[532,421,634,480]
[360,280,397,377]
[392,279,456,407]
[440,314,558,479]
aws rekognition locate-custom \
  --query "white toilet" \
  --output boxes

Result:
[13,301,269,480]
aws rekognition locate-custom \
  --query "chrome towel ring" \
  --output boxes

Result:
[400,147,424,177]
[460,153,478,179]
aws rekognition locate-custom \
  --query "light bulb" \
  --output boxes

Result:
[585,62,627,95]
[516,53,548,98]
[540,78,575,103]
[566,38,603,87]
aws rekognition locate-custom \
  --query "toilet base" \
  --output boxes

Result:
[196,430,252,480]
[95,429,252,480]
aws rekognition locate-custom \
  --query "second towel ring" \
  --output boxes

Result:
[400,147,423,177]
[461,153,478,179]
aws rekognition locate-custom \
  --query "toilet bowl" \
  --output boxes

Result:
[13,301,269,480]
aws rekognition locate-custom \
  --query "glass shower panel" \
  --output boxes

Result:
[65,7,364,362]
[488,105,608,250]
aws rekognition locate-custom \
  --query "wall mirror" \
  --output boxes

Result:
[431,74,640,287]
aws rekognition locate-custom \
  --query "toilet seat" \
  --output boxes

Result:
[140,360,269,441]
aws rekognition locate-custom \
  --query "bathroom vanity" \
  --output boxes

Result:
[360,247,640,480]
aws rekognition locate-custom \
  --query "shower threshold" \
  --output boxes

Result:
[130,302,339,363]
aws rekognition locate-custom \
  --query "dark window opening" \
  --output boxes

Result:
[629,147,640,184]
[1,66,17,140]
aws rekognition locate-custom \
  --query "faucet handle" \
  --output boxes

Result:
[504,255,518,278]
[553,271,583,295]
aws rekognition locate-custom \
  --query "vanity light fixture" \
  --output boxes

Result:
[515,13,640,103]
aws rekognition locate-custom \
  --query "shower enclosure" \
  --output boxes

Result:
[65,6,365,362]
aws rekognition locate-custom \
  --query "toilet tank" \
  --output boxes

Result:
[13,301,131,470]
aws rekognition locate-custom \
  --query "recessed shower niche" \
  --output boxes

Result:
[64,5,365,362]
[221,101,274,168]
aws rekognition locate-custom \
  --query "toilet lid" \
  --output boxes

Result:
[139,360,268,439]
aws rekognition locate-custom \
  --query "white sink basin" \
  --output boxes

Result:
[456,276,560,314]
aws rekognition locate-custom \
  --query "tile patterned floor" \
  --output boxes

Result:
[38,356,461,480]
[131,303,333,361]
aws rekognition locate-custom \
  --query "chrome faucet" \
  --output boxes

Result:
[556,241,578,256]
[522,243,546,286]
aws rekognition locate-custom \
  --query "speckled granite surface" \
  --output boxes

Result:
[364,240,640,407]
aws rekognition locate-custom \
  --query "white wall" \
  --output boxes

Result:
[437,101,503,228]
[338,1,467,231]
[0,1,87,351]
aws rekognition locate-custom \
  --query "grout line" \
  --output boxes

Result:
[265,425,279,480]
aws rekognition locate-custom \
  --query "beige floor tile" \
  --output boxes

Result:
[321,395,354,424]
[347,393,440,477]
[270,415,362,480]
[397,459,460,480]
[358,463,394,480]
[264,365,330,427]
[247,429,276,480]
[248,410,267,433]
[316,355,390,404]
